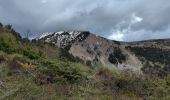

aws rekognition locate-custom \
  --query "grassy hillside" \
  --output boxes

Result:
[1,23,170,99]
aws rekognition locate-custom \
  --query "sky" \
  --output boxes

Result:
[0,0,170,41]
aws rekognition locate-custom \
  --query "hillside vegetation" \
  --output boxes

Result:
[1,22,170,100]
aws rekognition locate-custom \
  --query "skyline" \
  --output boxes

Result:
[0,0,170,41]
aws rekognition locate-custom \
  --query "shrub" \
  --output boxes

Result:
[59,48,83,63]
[0,32,45,60]
[127,46,170,77]
[38,60,85,83]
[108,47,126,64]
[0,22,3,28]
[4,24,12,31]
[86,60,92,66]
[127,46,170,65]
[95,67,167,98]
[141,62,166,77]
[16,47,41,59]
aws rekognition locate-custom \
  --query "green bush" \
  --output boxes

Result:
[38,60,85,83]
[0,32,45,59]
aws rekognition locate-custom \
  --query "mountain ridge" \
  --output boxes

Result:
[1,23,170,99]
[37,31,170,75]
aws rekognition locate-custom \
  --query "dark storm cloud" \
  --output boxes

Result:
[0,0,170,41]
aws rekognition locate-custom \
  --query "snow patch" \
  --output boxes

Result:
[37,31,88,48]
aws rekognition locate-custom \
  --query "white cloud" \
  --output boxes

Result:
[123,28,170,41]
[131,13,143,24]
[108,13,143,41]
[1,0,170,41]
[41,0,47,4]
[108,30,124,41]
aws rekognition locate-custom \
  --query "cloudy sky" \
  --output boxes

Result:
[0,0,170,41]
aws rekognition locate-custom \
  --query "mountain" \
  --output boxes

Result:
[37,31,170,76]
[1,23,170,99]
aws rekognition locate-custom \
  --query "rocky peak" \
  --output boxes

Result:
[37,31,90,48]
